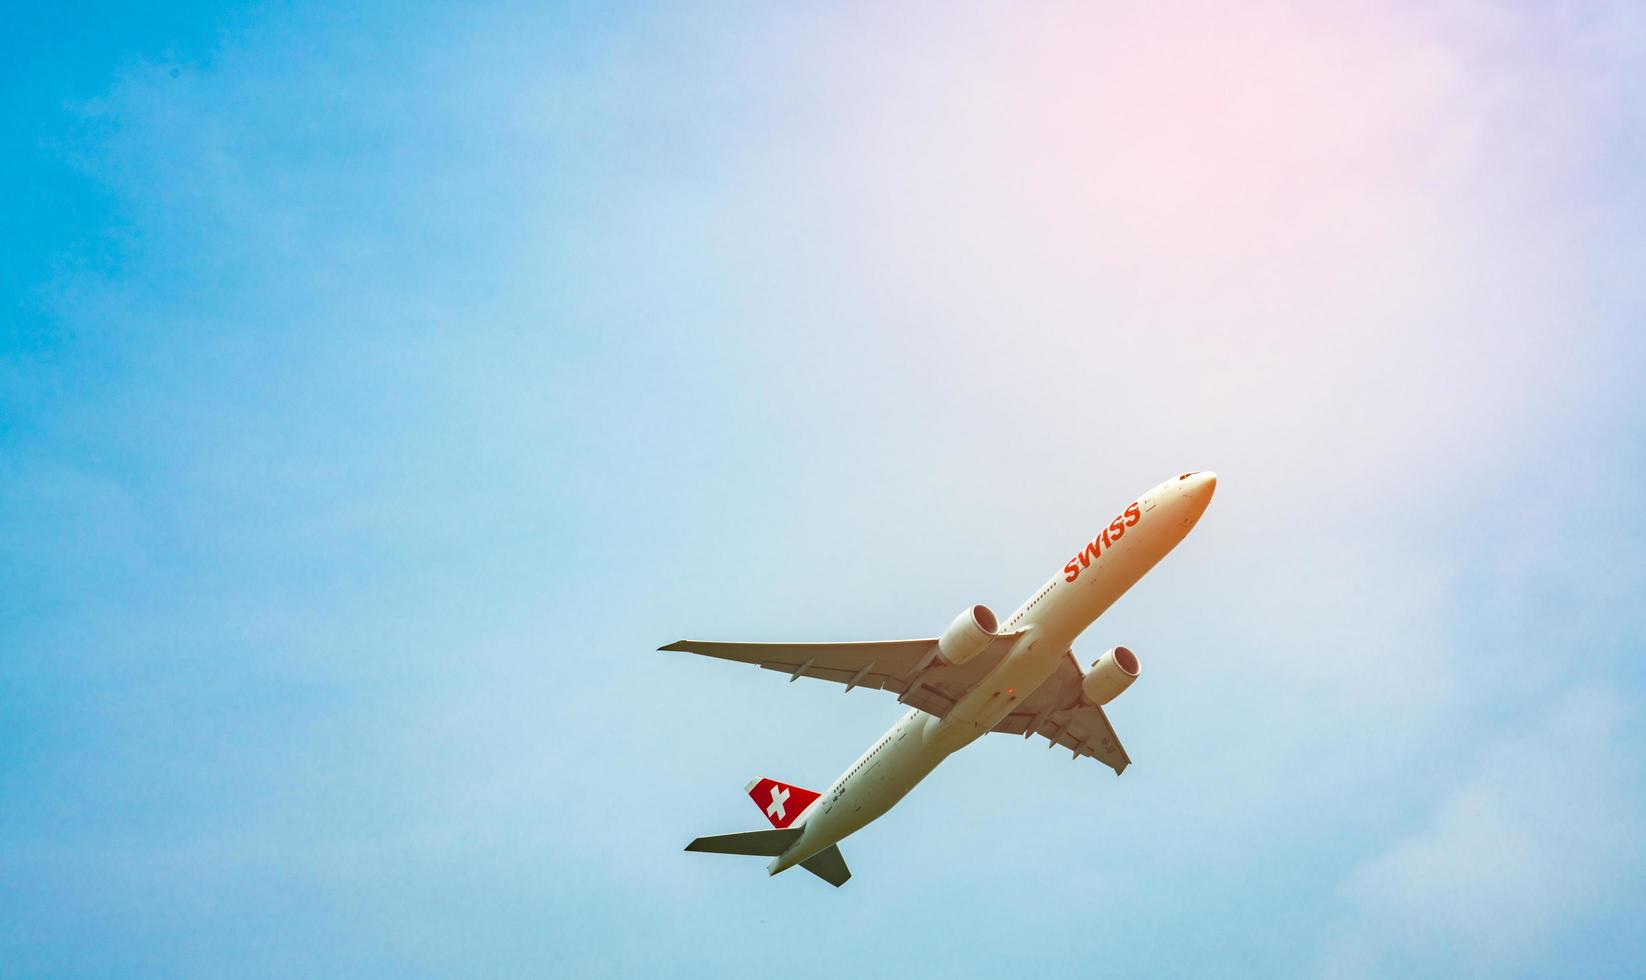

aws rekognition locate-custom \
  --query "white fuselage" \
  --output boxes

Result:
[769,471,1218,875]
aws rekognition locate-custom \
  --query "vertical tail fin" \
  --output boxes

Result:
[745,777,822,829]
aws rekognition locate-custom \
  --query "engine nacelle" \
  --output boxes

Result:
[935,605,999,667]
[1081,646,1140,705]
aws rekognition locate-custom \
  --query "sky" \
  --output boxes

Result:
[3,1,1644,976]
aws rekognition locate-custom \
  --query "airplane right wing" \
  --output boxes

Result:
[989,651,1132,775]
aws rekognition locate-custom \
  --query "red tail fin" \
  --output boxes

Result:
[745,777,822,829]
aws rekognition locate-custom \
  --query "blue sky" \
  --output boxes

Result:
[3,2,1644,976]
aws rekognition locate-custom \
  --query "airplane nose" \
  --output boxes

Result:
[1170,471,1216,528]
[1181,471,1216,510]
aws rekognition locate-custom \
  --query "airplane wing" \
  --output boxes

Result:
[659,633,1026,720]
[989,651,1131,775]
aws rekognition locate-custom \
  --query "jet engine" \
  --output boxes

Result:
[935,605,999,667]
[1081,646,1140,705]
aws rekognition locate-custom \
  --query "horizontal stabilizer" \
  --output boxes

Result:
[684,828,803,857]
[800,844,851,887]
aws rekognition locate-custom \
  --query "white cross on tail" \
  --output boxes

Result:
[766,785,790,821]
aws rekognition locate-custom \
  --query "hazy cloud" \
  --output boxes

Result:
[1323,688,1645,976]
[4,2,1644,976]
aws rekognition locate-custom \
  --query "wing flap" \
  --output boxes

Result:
[993,705,1130,774]
[660,638,935,669]
[990,650,1132,775]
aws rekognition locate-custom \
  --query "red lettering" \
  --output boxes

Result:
[1067,501,1147,580]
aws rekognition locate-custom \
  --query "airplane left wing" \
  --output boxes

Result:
[659,633,1026,720]
[990,651,1132,775]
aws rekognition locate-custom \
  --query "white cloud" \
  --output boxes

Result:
[1322,688,1645,977]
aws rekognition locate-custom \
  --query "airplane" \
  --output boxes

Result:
[663,470,1217,887]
